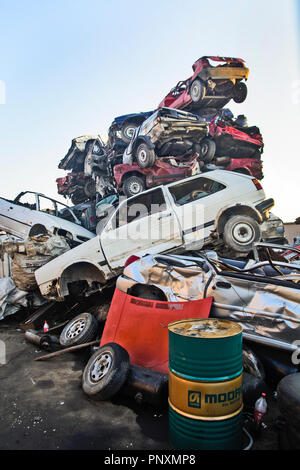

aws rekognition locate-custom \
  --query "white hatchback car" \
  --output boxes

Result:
[35,170,284,301]
[0,191,95,244]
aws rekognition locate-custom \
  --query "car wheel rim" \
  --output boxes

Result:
[232,223,254,244]
[90,352,112,382]
[191,82,201,101]
[124,127,136,139]
[201,143,208,156]
[66,318,86,339]
[138,149,147,163]
[129,181,141,194]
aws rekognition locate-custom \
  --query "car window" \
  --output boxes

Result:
[169,177,226,206]
[16,192,37,210]
[111,189,167,229]
[38,196,57,216]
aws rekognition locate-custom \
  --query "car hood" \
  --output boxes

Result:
[122,252,300,351]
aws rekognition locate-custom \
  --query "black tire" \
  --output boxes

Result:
[135,143,156,168]
[190,79,206,104]
[129,285,167,301]
[123,175,145,197]
[233,82,247,104]
[82,342,130,400]
[223,215,261,253]
[121,122,138,144]
[199,138,216,163]
[277,373,300,434]
[59,312,98,347]
[28,224,48,237]
[83,179,96,198]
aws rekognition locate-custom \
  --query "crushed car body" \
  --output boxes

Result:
[158,56,249,111]
[0,191,95,244]
[116,244,300,352]
[123,107,208,168]
[107,111,154,149]
[113,153,201,198]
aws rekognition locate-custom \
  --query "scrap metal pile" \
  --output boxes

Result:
[0,55,300,450]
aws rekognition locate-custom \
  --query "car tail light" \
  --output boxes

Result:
[124,255,141,268]
[90,217,95,223]
[252,178,263,190]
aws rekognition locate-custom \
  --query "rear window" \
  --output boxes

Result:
[169,177,226,206]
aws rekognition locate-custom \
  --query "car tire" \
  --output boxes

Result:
[233,82,247,104]
[277,374,300,434]
[59,312,98,347]
[130,285,167,301]
[190,79,206,105]
[135,143,156,168]
[123,175,145,197]
[199,138,216,163]
[82,342,130,400]
[121,122,138,144]
[223,215,261,253]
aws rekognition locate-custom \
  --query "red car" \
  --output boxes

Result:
[208,112,263,159]
[113,153,200,197]
[56,172,96,205]
[158,56,249,111]
[213,156,263,180]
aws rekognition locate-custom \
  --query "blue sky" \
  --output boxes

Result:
[0,0,299,221]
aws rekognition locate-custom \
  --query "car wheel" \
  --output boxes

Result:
[121,122,138,144]
[233,82,247,103]
[82,342,130,400]
[28,224,48,237]
[130,285,167,301]
[199,138,216,163]
[123,175,145,197]
[135,143,156,168]
[190,79,206,105]
[223,215,261,253]
[83,179,96,198]
[59,312,98,347]
[278,373,300,430]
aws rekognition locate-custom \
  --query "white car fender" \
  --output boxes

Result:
[215,202,263,234]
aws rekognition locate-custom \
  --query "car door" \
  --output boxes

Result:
[100,188,183,272]
[0,192,38,238]
[167,176,227,249]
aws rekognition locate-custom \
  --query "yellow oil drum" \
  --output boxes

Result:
[169,370,243,418]
[168,318,243,450]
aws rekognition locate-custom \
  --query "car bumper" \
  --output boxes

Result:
[260,214,285,241]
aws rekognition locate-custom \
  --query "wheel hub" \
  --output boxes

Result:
[125,127,135,139]
[138,149,147,163]
[129,181,141,194]
[191,83,201,101]
[90,353,112,382]
[232,222,254,244]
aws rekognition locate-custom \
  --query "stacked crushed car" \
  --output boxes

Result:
[56,56,263,207]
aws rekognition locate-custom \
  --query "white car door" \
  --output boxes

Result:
[167,175,227,249]
[100,187,183,271]
[0,193,38,238]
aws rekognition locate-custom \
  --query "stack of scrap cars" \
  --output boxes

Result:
[1,54,299,451]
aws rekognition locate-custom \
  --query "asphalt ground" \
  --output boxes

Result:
[0,311,281,453]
